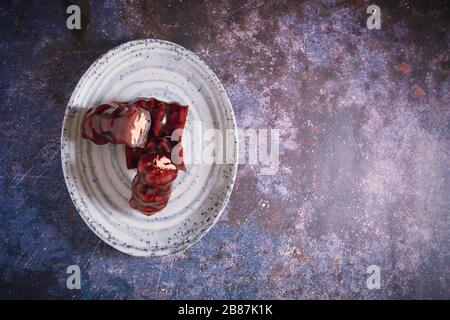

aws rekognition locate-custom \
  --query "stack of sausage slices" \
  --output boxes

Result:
[81,97,188,215]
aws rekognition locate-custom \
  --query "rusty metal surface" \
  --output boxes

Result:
[0,0,449,299]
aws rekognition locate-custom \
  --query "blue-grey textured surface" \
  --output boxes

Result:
[0,0,449,299]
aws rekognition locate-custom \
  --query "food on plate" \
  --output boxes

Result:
[81,103,151,148]
[129,154,178,215]
[124,98,188,171]
[128,98,189,137]
[81,97,188,215]
[126,137,186,172]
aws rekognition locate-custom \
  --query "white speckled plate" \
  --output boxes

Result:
[61,39,238,257]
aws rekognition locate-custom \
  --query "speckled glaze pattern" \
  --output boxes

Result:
[61,39,238,256]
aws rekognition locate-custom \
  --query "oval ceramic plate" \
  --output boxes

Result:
[61,39,238,256]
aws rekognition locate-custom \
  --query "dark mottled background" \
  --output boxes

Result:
[1,0,449,299]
